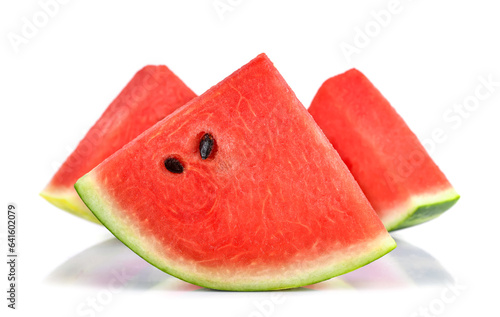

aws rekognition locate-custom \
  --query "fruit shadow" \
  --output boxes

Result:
[306,236,454,290]
[46,236,453,291]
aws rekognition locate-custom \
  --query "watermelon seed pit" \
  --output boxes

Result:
[199,133,215,160]
[164,157,184,174]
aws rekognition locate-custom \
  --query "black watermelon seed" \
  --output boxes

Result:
[164,157,184,174]
[199,133,214,160]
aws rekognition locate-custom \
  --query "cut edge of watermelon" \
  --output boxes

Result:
[75,173,397,291]
[383,188,460,231]
[40,188,101,224]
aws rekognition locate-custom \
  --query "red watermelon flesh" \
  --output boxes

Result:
[308,69,459,231]
[75,54,396,290]
[41,66,196,223]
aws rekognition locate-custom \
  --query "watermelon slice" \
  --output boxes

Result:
[75,54,396,291]
[41,66,196,223]
[308,69,459,231]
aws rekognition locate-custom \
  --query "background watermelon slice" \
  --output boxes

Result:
[308,69,459,231]
[41,65,196,223]
[75,54,396,291]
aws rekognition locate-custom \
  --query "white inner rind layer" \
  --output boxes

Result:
[75,173,397,291]
[381,187,460,231]
[40,187,101,224]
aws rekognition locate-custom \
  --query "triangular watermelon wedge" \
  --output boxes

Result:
[75,54,396,290]
[308,69,460,231]
[41,66,196,223]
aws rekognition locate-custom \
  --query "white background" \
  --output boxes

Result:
[1,0,499,316]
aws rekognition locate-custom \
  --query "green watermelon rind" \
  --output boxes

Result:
[75,174,397,291]
[40,190,101,224]
[383,188,460,231]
